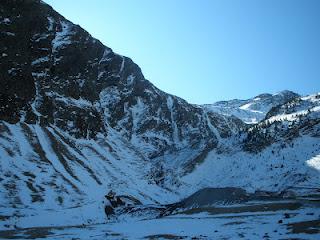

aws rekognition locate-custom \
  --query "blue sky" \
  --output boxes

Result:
[44,0,320,104]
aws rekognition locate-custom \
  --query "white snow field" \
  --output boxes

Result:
[1,202,320,239]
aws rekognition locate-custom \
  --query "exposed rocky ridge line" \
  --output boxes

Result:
[243,93,320,152]
[204,90,300,124]
[0,0,243,163]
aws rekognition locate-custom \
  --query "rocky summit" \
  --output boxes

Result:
[0,1,320,239]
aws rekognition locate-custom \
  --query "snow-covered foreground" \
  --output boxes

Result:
[1,199,319,240]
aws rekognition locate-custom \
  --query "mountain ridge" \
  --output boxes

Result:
[203,90,300,124]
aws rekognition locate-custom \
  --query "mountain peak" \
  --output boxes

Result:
[204,90,300,124]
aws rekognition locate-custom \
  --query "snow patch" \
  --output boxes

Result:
[1,18,11,24]
[52,21,73,53]
[47,17,54,31]
[99,48,112,64]
[167,96,180,144]
[307,155,320,171]
[31,56,49,65]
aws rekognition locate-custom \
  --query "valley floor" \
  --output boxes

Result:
[1,198,319,240]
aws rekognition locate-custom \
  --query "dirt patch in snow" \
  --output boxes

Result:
[287,219,320,234]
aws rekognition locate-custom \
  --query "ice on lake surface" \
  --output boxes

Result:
[1,195,319,240]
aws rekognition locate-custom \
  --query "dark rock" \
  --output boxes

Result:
[104,206,114,216]
[180,187,250,208]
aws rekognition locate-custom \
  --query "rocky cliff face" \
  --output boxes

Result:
[0,0,243,161]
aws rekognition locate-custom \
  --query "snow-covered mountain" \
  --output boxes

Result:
[0,0,243,227]
[0,0,319,233]
[203,90,300,124]
[182,93,320,197]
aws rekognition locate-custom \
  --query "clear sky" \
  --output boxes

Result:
[44,0,320,104]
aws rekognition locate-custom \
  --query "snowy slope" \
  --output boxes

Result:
[179,93,320,196]
[0,121,179,228]
[204,90,300,124]
[181,135,320,196]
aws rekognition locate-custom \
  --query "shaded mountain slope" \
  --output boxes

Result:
[0,0,242,161]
